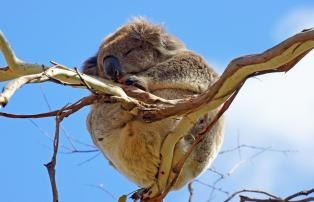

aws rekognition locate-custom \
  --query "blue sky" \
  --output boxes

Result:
[0,1,314,202]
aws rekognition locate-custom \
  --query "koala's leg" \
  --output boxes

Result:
[170,111,224,190]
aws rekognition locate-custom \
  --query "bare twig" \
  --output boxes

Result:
[28,119,75,152]
[74,67,95,93]
[0,93,104,202]
[0,94,100,119]
[224,189,281,202]
[194,180,229,195]
[224,188,314,202]
[76,152,101,166]
[285,188,314,201]
[219,144,297,155]
[41,93,101,202]
[188,182,194,202]
[1,27,314,202]
[2,29,314,120]
[204,141,296,201]
[44,108,64,202]
[86,184,116,200]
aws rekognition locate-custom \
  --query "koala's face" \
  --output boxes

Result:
[93,18,186,82]
[98,33,161,81]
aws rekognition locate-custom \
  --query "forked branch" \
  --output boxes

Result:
[1,28,314,202]
[224,188,314,202]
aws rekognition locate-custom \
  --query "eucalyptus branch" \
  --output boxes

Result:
[1,27,314,202]
[0,31,48,81]
[141,28,314,200]
[1,28,314,119]
[0,63,132,108]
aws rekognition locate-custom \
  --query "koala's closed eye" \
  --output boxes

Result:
[123,45,144,57]
[83,17,224,194]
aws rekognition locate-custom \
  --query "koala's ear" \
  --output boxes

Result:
[161,34,185,52]
[128,17,186,56]
[82,54,98,76]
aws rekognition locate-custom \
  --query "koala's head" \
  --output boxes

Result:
[82,17,186,82]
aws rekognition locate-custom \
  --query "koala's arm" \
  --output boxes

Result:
[134,51,219,93]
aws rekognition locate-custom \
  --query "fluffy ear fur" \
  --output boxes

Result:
[103,17,186,55]
[128,17,186,55]
[81,54,98,76]
[83,17,186,76]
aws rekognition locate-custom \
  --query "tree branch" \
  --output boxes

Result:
[224,188,314,202]
[1,28,314,119]
[41,95,101,202]
[188,182,194,202]
[224,189,281,202]
[44,108,63,202]
[285,188,314,201]
[0,94,100,119]
[135,28,314,122]
[0,31,48,81]
[1,28,314,202]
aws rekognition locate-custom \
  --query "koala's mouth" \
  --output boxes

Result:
[117,74,129,84]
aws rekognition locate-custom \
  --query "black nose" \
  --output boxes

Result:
[103,55,123,81]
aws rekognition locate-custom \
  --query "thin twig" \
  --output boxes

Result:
[74,67,95,93]
[86,184,116,200]
[224,189,281,202]
[38,94,104,202]
[44,108,64,202]
[285,188,314,201]
[76,152,101,166]
[28,119,74,152]
[188,182,194,202]
[0,94,99,119]
[219,145,297,155]
[1,26,314,202]
[39,85,78,153]
[225,188,314,202]
[194,180,229,195]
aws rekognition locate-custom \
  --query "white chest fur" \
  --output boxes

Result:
[87,102,180,187]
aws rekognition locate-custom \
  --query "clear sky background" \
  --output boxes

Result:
[0,1,314,202]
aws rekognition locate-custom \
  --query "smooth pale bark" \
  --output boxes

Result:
[1,28,313,202]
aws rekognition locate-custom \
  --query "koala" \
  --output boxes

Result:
[83,17,224,192]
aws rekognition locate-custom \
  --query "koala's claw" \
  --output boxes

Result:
[124,76,147,91]
[124,77,136,85]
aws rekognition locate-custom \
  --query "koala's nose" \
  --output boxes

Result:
[103,55,123,82]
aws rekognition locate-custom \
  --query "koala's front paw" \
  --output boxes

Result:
[124,75,148,91]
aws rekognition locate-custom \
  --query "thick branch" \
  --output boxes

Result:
[0,31,48,81]
[2,29,314,119]
[135,28,314,121]
[1,28,314,202]
[0,64,135,108]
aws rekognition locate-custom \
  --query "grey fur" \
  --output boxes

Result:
[84,18,224,191]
